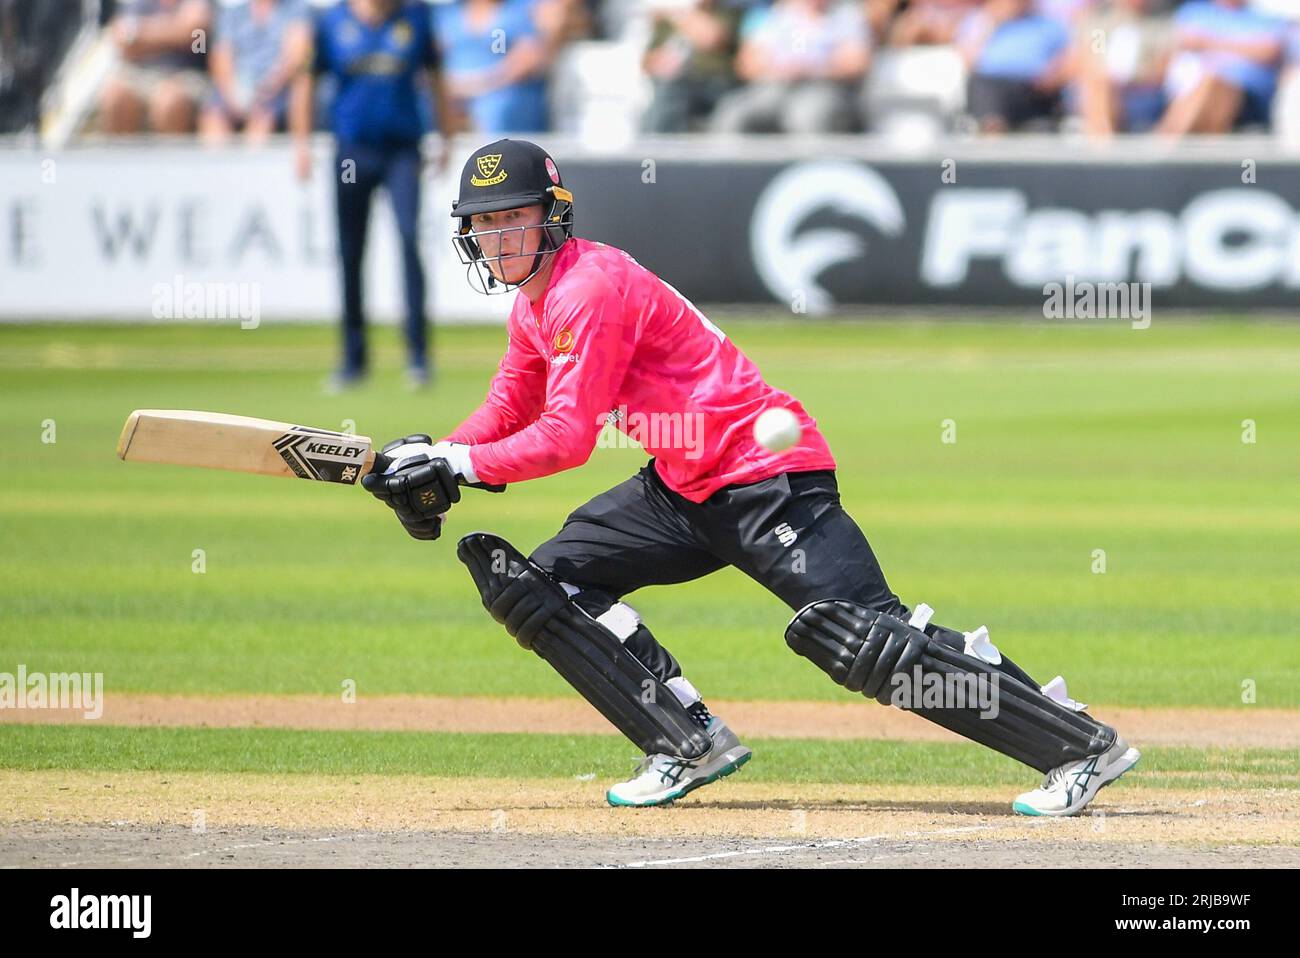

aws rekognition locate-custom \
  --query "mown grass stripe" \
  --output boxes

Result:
[0,725,1294,790]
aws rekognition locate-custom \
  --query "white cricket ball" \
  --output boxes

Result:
[754,407,802,452]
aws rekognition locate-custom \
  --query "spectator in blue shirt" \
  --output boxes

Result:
[290,0,452,391]
[1155,0,1287,135]
[958,0,1072,132]
[432,0,549,133]
[201,0,310,143]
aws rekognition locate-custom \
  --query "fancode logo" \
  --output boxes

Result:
[751,161,904,313]
[472,154,507,187]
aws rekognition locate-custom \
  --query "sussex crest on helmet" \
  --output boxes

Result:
[472,154,507,187]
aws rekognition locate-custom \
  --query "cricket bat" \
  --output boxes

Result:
[116,409,503,490]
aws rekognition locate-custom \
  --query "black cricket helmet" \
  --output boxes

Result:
[451,138,574,295]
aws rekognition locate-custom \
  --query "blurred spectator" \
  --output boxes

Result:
[1035,0,1097,25]
[99,0,211,133]
[1156,0,1287,135]
[888,0,979,46]
[534,0,591,49]
[200,0,310,143]
[1276,19,1300,143]
[1076,0,1171,135]
[432,0,549,133]
[291,0,452,390]
[865,0,901,40]
[957,0,1071,132]
[641,0,740,132]
[711,0,872,134]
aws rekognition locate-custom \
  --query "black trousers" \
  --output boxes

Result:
[529,463,907,688]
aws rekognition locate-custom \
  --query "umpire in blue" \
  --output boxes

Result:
[290,0,452,391]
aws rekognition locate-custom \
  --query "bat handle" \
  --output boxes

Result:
[464,480,506,493]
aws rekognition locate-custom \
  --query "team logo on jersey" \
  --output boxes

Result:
[472,154,508,187]
[553,329,575,353]
[388,21,411,48]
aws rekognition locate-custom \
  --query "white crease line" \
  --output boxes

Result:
[175,835,343,862]
[815,856,908,867]
[24,834,346,868]
[624,825,993,868]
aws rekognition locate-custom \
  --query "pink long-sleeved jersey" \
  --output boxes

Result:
[445,237,836,502]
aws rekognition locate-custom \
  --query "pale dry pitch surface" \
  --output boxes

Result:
[4,695,1297,868]
[3,770,1296,869]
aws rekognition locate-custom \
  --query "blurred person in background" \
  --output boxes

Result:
[99,0,212,133]
[533,0,591,51]
[1275,16,1300,143]
[865,0,900,40]
[1155,0,1288,135]
[432,0,549,133]
[291,0,452,392]
[201,0,311,143]
[886,0,980,46]
[957,0,1072,132]
[641,0,740,132]
[1035,0,1097,25]
[1075,0,1172,135]
[711,0,872,133]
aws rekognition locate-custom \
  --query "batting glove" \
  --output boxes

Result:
[362,434,461,540]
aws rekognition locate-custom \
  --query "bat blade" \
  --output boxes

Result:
[116,410,376,485]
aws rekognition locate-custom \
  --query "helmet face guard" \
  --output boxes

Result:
[453,187,574,295]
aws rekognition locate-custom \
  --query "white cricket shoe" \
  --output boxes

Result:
[606,717,752,808]
[1012,735,1141,817]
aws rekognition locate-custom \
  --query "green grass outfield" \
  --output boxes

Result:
[2,319,1298,711]
[2,725,1295,791]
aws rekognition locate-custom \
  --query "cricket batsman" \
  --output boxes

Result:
[362,138,1141,815]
